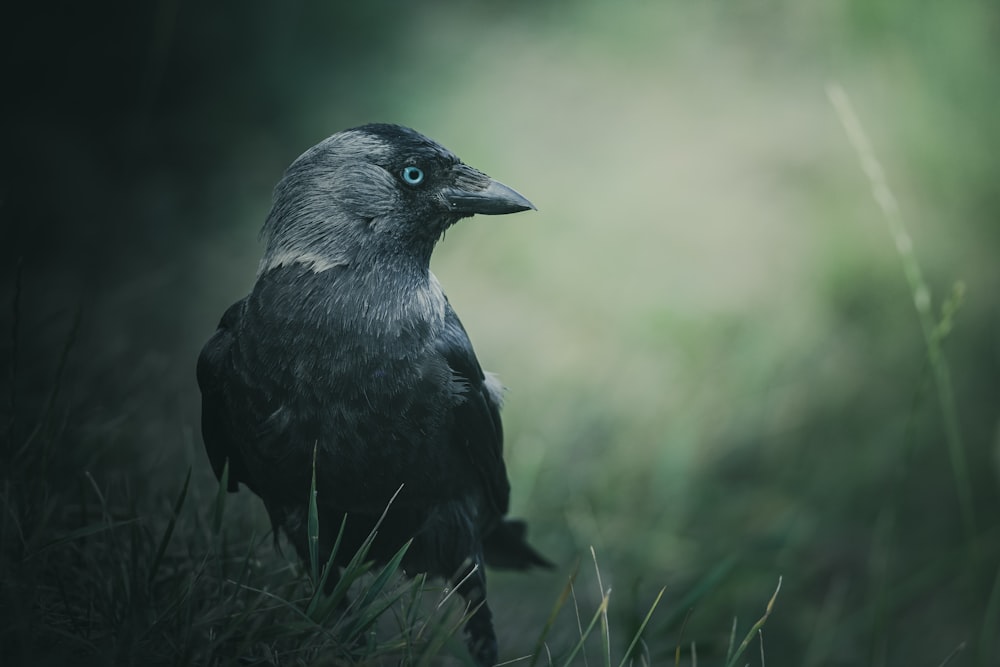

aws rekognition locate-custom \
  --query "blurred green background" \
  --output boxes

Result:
[3,0,999,665]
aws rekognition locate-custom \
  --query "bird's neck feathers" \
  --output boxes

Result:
[256,200,362,277]
[251,254,448,351]
[257,225,440,278]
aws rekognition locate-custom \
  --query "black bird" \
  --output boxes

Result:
[197,123,549,665]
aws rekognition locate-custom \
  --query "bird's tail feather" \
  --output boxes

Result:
[483,519,553,570]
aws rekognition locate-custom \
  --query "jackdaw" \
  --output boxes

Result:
[197,123,550,665]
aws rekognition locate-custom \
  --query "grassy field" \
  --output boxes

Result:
[3,1,999,665]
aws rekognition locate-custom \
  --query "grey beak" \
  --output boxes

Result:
[441,179,536,216]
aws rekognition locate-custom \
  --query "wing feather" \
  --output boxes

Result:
[436,303,511,519]
[196,299,251,492]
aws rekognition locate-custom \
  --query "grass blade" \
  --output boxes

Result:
[618,586,665,667]
[342,542,413,641]
[660,554,737,631]
[590,547,611,667]
[351,538,411,619]
[306,514,347,618]
[311,485,405,624]
[308,442,320,586]
[673,607,695,667]
[559,592,611,667]
[826,81,977,547]
[413,601,470,667]
[528,561,580,667]
[724,616,738,666]
[978,565,1000,666]
[27,518,139,557]
[724,576,782,667]
[148,466,191,585]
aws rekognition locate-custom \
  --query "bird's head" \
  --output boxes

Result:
[259,124,534,274]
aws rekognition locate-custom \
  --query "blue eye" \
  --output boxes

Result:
[401,165,424,185]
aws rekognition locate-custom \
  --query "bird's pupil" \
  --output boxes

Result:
[402,166,423,185]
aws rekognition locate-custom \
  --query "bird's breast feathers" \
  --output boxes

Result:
[237,264,458,398]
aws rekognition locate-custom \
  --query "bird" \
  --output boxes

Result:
[196,123,550,665]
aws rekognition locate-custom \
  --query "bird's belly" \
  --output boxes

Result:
[316,399,463,507]
[254,365,468,516]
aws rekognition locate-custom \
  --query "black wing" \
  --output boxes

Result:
[438,302,552,570]
[436,302,511,519]
[196,298,251,492]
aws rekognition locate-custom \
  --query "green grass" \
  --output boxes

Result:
[0,359,770,666]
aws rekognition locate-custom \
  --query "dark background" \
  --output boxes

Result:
[3,1,999,665]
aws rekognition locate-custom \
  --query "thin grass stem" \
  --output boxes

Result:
[826,82,977,552]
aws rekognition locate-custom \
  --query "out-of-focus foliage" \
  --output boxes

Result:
[3,0,998,664]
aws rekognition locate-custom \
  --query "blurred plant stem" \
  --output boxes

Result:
[826,82,978,560]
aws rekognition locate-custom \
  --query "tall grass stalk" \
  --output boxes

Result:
[560,591,610,667]
[528,561,580,667]
[826,82,977,549]
[724,576,781,667]
[673,608,693,667]
[618,585,663,667]
[590,546,612,667]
